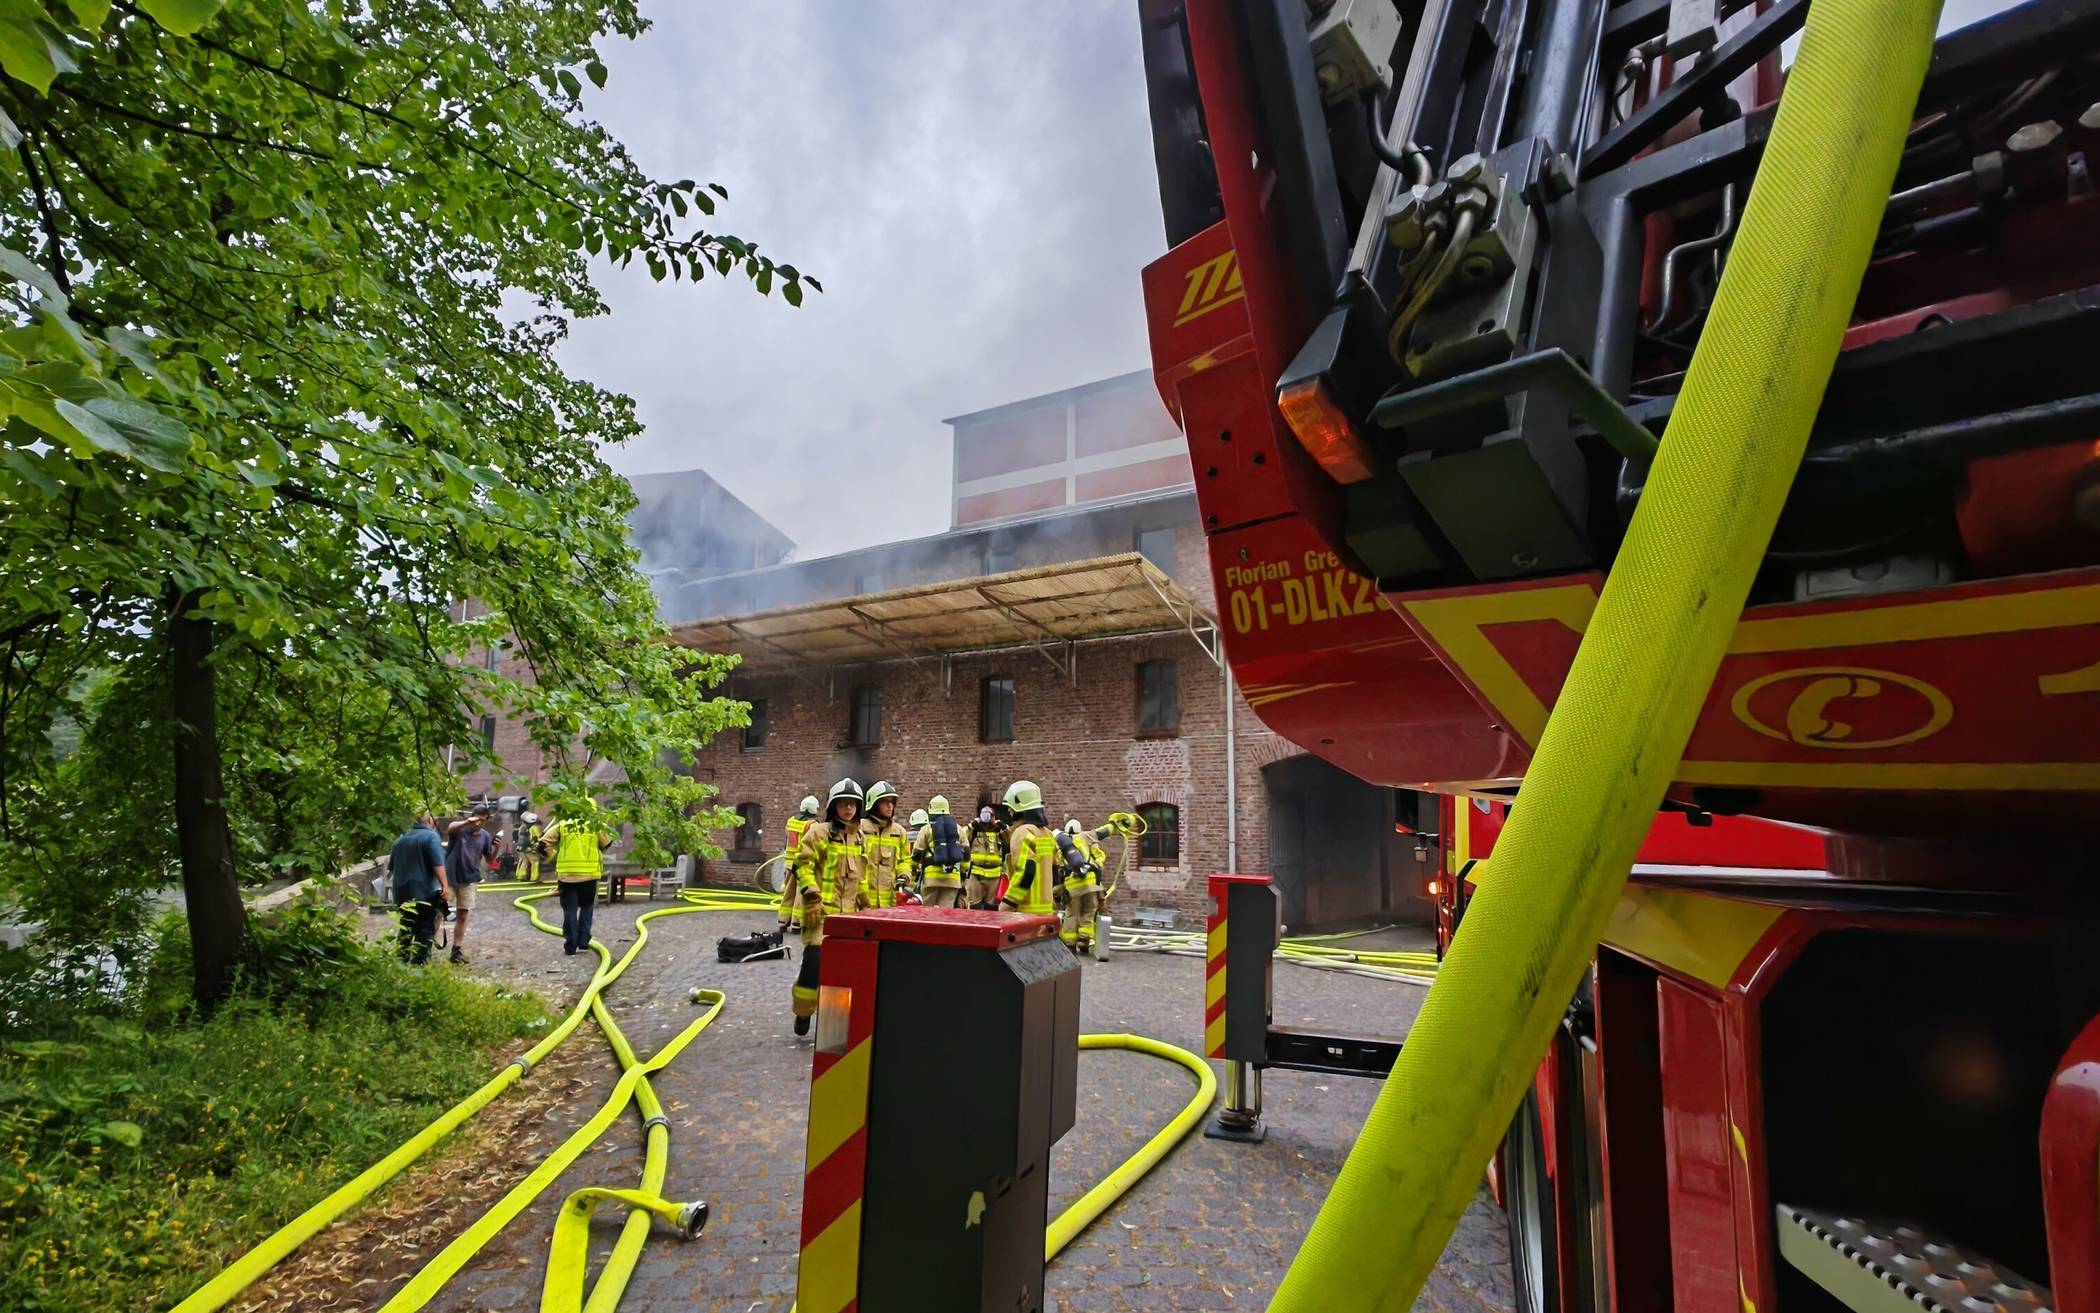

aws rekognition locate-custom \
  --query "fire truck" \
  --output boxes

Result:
[1138,2,2100,1311]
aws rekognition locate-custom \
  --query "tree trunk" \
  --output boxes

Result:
[168,586,246,1009]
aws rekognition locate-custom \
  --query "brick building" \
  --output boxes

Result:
[670,372,1436,926]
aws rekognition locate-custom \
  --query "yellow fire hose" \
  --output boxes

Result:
[176,879,1218,1312]
[1269,2,1942,1308]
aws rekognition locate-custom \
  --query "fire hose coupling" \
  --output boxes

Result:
[643,1114,670,1133]
[675,1199,710,1241]
[509,1054,535,1075]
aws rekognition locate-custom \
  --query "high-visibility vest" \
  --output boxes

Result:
[1004,823,1058,916]
[860,819,913,908]
[553,821,606,877]
[783,814,811,858]
[794,820,863,909]
[967,826,1004,877]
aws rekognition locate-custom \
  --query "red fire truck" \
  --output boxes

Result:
[1138,2,2100,1310]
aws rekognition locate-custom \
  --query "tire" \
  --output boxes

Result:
[1505,1092,1560,1313]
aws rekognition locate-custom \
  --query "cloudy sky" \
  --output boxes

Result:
[563,1,2019,561]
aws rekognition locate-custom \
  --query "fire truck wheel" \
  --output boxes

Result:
[1504,1092,1559,1313]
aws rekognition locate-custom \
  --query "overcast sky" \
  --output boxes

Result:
[563,0,2018,561]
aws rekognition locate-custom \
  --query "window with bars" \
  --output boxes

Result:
[1137,803,1179,865]
[981,676,1015,742]
[1136,659,1179,735]
[848,685,882,746]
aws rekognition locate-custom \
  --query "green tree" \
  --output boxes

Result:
[0,0,801,1005]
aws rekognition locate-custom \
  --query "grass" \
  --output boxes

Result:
[0,900,553,1312]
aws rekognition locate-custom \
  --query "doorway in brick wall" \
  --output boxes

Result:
[1261,754,1432,930]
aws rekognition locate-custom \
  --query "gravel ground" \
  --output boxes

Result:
[359,890,1512,1313]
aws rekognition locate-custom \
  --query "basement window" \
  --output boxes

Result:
[981,676,1015,743]
[1137,803,1180,866]
[848,684,882,747]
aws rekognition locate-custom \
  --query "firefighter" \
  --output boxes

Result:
[789,779,864,1036]
[1057,818,1107,955]
[776,793,819,934]
[860,780,913,909]
[998,780,1060,920]
[966,805,1005,909]
[516,810,544,883]
[916,794,967,908]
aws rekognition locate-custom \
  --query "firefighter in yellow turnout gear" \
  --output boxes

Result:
[914,795,968,908]
[966,805,1005,909]
[789,779,864,1037]
[859,781,913,908]
[998,780,1060,919]
[776,794,819,933]
[1058,818,1108,955]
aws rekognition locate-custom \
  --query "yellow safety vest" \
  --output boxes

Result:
[778,814,813,911]
[860,819,913,908]
[794,820,863,910]
[1004,823,1058,916]
[552,821,606,878]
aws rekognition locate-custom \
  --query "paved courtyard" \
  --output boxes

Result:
[295,892,1512,1312]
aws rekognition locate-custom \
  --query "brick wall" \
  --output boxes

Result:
[691,633,1290,922]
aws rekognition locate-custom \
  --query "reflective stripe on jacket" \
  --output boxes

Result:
[1003,822,1058,916]
[966,825,1004,876]
[860,818,913,908]
[794,819,863,909]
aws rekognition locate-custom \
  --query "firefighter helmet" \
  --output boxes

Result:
[798,794,820,816]
[908,808,930,828]
[928,794,950,815]
[826,778,864,812]
[1065,818,1083,835]
[1003,780,1044,813]
[865,780,899,815]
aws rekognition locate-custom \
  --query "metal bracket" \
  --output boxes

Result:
[1372,348,1659,462]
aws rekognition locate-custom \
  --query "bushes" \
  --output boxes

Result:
[0,899,551,1312]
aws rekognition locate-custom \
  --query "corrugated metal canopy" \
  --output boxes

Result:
[669,552,1218,673]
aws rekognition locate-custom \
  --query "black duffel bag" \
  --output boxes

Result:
[717,929,788,964]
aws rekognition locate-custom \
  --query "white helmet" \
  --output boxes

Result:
[520,811,539,826]
[1065,818,1083,835]
[799,794,820,816]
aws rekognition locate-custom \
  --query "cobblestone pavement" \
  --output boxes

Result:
[406,892,1512,1313]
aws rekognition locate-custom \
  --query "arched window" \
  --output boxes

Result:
[1137,803,1180,866]
[732,803,764,860]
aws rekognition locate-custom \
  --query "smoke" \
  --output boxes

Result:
[667,487,1195,623]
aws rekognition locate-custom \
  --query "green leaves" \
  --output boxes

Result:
[96,1118,143,1147]
[0,6,78,94]
[136,0,220,36]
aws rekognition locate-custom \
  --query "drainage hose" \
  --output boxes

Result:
[1268,2,1942,1308]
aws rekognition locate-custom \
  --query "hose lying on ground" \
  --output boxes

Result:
[174,880,1222,1313]
[1269,3,1944,1308]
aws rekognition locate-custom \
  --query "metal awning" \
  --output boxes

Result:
[669,552,1220,680]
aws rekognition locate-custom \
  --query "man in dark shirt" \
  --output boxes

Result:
[389,814,449,965]
[443,805,494,966]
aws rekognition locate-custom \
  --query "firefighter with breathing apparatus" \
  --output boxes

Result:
[859,780,914,909]
[1057,818,1108,955]
[966,805,1005,909]
[515,810,544,883]
[776,793,819,934]
[915,794,968,908]
[998,780,1060,921]
[788,779,865,1037]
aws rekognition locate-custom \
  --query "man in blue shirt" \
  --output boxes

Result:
[389,814,449,965]
[443,805,494,966]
